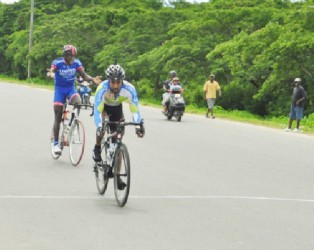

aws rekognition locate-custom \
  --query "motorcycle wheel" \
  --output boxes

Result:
[176,112,182,122]
[83,95,88,109]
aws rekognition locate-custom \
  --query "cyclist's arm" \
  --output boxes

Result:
[125,84,142,124]
[47,66,56,78]
[77,68,102,85]
[93,82,107,128]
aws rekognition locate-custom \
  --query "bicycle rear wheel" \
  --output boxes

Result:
[113,144,130,207]
[68,120,85,166]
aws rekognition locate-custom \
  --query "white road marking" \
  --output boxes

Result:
[0,195,314,203]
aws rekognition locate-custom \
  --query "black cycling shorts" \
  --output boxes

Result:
[104,104,124,132]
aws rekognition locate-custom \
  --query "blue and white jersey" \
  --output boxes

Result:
[51,58,83,88]
[94,80,142,128]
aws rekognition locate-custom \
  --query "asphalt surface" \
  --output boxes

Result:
[1,81,314,250]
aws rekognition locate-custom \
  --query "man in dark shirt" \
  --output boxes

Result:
[285,78,307,132]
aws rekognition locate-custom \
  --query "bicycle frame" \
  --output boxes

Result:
[94,118,140,206]
[60,103,93,147]
[51,102,93,166]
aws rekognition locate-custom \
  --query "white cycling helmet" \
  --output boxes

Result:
[106,64,125,80]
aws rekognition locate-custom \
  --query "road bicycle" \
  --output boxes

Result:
[50,103,93,166]
[94,118,141,207]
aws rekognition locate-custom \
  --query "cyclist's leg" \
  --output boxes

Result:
[105,104,124,142]
[105,104,125,185]
[53,88,67,145]
[68,88,81,105]
[93,106,110,162]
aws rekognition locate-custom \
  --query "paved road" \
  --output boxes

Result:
[1,82,314,250]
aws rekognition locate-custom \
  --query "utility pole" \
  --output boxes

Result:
[28,0,34,79]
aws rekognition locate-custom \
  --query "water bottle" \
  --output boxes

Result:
[63,125,70,146]
[110,143,116,155]
[106,143,116,166]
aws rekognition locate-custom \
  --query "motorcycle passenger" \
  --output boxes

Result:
[163,70,177,92]
[93,64,145,188]
[76,75,92,105]
[162,70,178,113]
[162,77,184,114]
[47,44,101,154]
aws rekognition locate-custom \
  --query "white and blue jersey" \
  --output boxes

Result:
[94,80,142,128]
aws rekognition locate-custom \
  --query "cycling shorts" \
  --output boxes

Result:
[54,86,79,106]
[104,104,124,132]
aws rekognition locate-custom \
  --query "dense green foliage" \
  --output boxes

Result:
[0,0,313,117]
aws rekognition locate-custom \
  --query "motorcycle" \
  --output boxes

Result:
[162,85,185,122]
[78,81,92,108]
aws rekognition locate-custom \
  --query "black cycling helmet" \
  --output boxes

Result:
[169,70,177,77]
[106,64,125,81]
[63,44,77,57]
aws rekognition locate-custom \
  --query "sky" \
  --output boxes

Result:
[0,0,301,4]
[1,0,209,4]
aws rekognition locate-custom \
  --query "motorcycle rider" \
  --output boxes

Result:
[162,77,184,114]
[162,70,179,114]
[163,70,177,92]
[76,75,92,105]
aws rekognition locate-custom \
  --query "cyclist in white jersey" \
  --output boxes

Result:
[93,64,145,163]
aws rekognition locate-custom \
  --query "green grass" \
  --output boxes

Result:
[2,76,313,135]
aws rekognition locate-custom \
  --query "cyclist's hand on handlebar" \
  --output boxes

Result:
[135,119,145,138]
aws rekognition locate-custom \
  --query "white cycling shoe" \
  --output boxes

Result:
[53,145,61,154]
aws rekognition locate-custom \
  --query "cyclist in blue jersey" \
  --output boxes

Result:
[47,45,101,154]
[93,64,145,164]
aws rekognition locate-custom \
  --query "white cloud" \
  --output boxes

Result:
[0,0,19,4]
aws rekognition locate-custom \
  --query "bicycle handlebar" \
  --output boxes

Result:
[68,103,94,116]
[104,120,141,127]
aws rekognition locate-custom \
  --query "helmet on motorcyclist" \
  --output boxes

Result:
[106,64,125,81]
[63,45,77,57]
[169,70,177,77]
[77,75,84,83]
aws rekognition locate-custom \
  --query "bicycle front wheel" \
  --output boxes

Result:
[94,162,109,195]
[68,120,85,166]
[113,144,130,207]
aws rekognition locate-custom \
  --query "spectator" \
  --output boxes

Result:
[285,77,307,132]
[203,74,222,119]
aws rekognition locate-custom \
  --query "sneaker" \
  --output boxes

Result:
[93,146,102,162]
[117,178,126,190]
[53,144,61,154]
[284,128,291,132]
[293,128,300,133]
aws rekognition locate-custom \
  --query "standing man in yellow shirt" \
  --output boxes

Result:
[203,74,222,118]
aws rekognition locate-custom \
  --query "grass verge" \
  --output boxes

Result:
[2,76,313,135]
